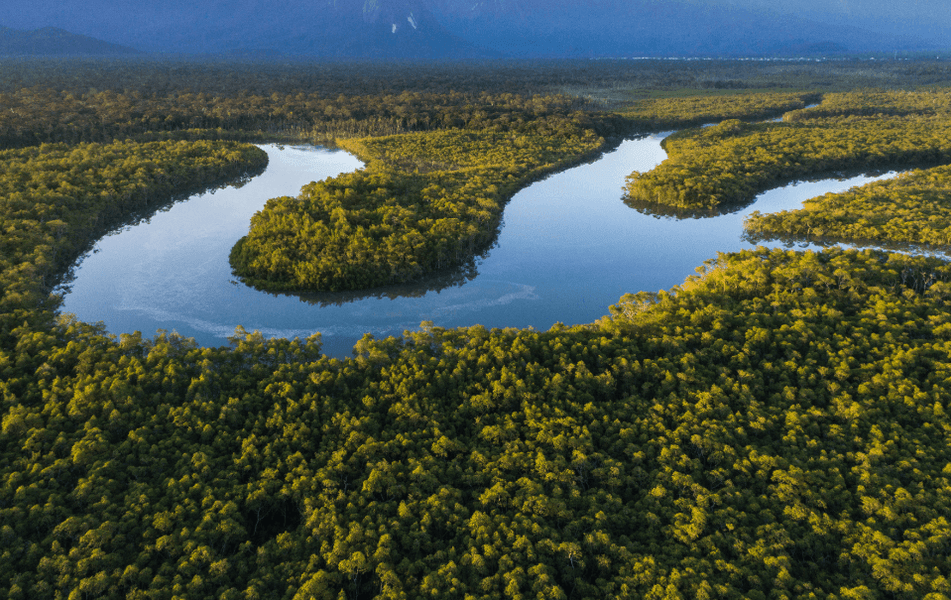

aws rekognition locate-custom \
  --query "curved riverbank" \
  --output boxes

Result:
[59,134,908,357]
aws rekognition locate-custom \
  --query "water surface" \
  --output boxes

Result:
[59,136,902,357]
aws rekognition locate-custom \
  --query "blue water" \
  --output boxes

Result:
[58,136,901,357]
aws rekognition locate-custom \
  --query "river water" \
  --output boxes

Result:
[58,135,899,357]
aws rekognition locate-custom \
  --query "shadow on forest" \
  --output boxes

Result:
[243,497,302,549]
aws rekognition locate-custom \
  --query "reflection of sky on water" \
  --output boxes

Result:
[60,138,907,358]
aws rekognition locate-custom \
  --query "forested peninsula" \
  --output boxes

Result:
[3,59,951,599]
[625,90,951,213]
[229,105,607,291]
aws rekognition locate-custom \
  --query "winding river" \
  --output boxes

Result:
[59,134,901,357]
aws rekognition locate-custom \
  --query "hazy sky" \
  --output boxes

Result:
[4,0,948,54]
[8,0,949,30]
[686,0,944,18]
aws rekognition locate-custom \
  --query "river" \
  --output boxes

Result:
[58,134,900,357]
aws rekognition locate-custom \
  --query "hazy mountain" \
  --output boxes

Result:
[1,0,944,59]
[0,25,140,56]
[17,0,488,59]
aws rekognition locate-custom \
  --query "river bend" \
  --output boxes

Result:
[59,135,902,357]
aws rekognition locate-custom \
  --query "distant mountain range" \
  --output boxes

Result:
[0,26,140,56]
[2,0,947,59]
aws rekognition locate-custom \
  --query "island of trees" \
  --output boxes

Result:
[2,58,951,599]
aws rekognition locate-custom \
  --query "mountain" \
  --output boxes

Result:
[0,26,140,56]
[1,0,945,59]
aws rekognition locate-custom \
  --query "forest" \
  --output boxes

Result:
[231,125,607,291]
[3,58,951,599]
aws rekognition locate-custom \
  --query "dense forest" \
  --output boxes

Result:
[3,59,951,599]
[0,139,267,339]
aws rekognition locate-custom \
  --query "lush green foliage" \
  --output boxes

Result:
[5,62,951,600]
[230,124,603,292]
[782,89,951,121]
[625,90,951,210]
[745,163,951,247]
[739,90,951,249]
[11,58,947,101]
[0,139,267,339]
[5,248,951,599]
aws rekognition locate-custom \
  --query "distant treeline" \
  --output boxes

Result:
[6,57,951,98]
[616,91,821,130]
[0,87,624,149]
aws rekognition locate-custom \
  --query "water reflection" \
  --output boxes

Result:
[273,254,483,307]
[744,230,950,258]
[55,162,267,296]
[623,197,736,220]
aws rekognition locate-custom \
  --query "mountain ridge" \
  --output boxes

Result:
[0,25,140,56]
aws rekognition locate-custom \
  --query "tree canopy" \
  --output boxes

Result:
[3,60,951,600]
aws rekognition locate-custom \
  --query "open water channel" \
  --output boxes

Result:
[59,134,900,357]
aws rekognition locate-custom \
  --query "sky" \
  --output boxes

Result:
[3,0,948,57]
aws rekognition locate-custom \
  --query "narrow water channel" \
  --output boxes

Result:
[59,135,901,357]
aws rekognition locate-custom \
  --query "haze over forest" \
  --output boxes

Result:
[3,0,950,59]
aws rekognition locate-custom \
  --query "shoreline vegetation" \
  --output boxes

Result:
[0,139,267,340]
[3,59,951,599]
[744,162,951,249]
